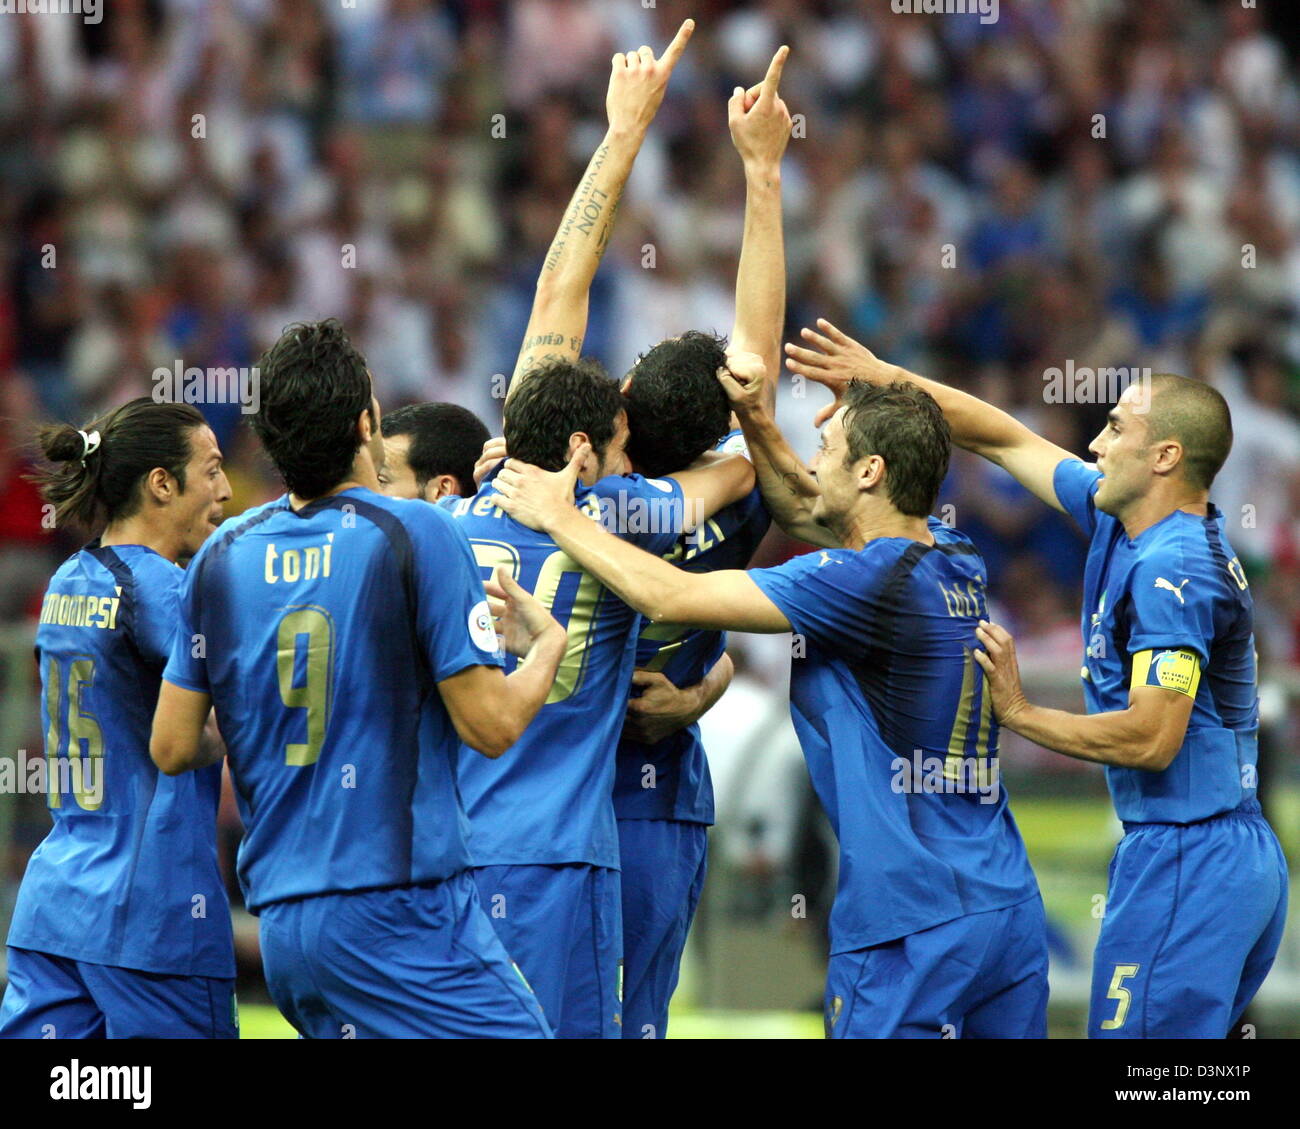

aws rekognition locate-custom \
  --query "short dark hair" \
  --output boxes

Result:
[840,380,951,517]
[504,358,625,472]
[252,319,373,499]
[382,402,491,496]
[622,330,732,476]
[1143,373,1233,491]
[31,398,207,530]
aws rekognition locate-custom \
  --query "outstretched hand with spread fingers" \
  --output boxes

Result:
[784,318,894,427]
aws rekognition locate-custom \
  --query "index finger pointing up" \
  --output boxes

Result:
[761,44,790,98]
[661,18,695,69]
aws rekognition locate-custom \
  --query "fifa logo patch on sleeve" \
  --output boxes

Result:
[468,600,500,654]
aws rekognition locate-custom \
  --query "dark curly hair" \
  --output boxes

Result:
[622,330,732,476]
[30,399,207,530]
[504,358,625,472]
[251,319,374,499]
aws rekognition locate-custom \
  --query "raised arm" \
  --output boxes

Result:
[665,447,757,533]
[727,45,791,408]
[506,19,695,404]
[785,319,1075,513]
[716,352,839,548]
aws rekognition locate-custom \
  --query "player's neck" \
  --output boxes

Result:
[1119,482,1209,540]
[839,507,933,551]
[100,514,181,563]
[289,461,382,512]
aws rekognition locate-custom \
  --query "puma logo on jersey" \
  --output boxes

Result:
[1154,577,1190,604]
[818,551,837,567]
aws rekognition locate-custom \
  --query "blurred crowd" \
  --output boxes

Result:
[0,0,1297,666]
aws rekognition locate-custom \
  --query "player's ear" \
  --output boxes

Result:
[1152,438,1183,478]
[427,474,459,502]
[143,465,174,506]
[567,432,600,482]
[858,454,885,493]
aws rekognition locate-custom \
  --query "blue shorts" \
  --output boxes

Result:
[617,819,707,1039]
[825,895,1049,1039]
[472,863,621,1039]
[258,870,551,1039]
[0,949,236,1039]
[1090,804,1288,1039]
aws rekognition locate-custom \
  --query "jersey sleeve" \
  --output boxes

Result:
[716,429,752,462]
[130,557,184,671]
[1124,546,1218,666]
[1052,458,1102,537]
[409,506,505,681]
[748,547,883,654]
[162,553,210,693]
[589,473,686,557]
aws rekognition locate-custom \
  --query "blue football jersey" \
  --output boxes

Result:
[9,544,234,978]
[1054,458,1260,823]
[614,433,770,824]
[449,471,685,868]
[750,521,1040,954]
[163,488,503,912]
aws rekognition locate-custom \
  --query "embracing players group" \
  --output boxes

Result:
[1,23,1287,1040]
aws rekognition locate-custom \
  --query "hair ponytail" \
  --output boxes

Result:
[30,399,207,531]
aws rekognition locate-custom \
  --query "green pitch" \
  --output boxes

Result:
[234,792,1298,1040]
[236,1003,825,1039]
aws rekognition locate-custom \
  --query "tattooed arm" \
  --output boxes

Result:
[506,20,694,405]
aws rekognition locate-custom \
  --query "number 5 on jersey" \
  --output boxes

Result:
[1100,962,1140,1031]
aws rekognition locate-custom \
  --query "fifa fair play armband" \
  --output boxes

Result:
[1130,648,1202,698]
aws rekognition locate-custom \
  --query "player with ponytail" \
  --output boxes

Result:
[0,397,237,1039]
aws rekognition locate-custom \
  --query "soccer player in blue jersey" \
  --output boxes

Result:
[0,399,236,1039]
[448,20,760,1039]
[608,48,791,1038]
[787,327,1289,1038]
[492,362,1049,1040]
[382,392,745,1038]
[149,319,568,1039]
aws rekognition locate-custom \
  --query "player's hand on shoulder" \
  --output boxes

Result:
[717,350,768,417]
[728,45,792,169]
[606,19,694,135]
[494,443,590,532]
[784,319,892,427]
